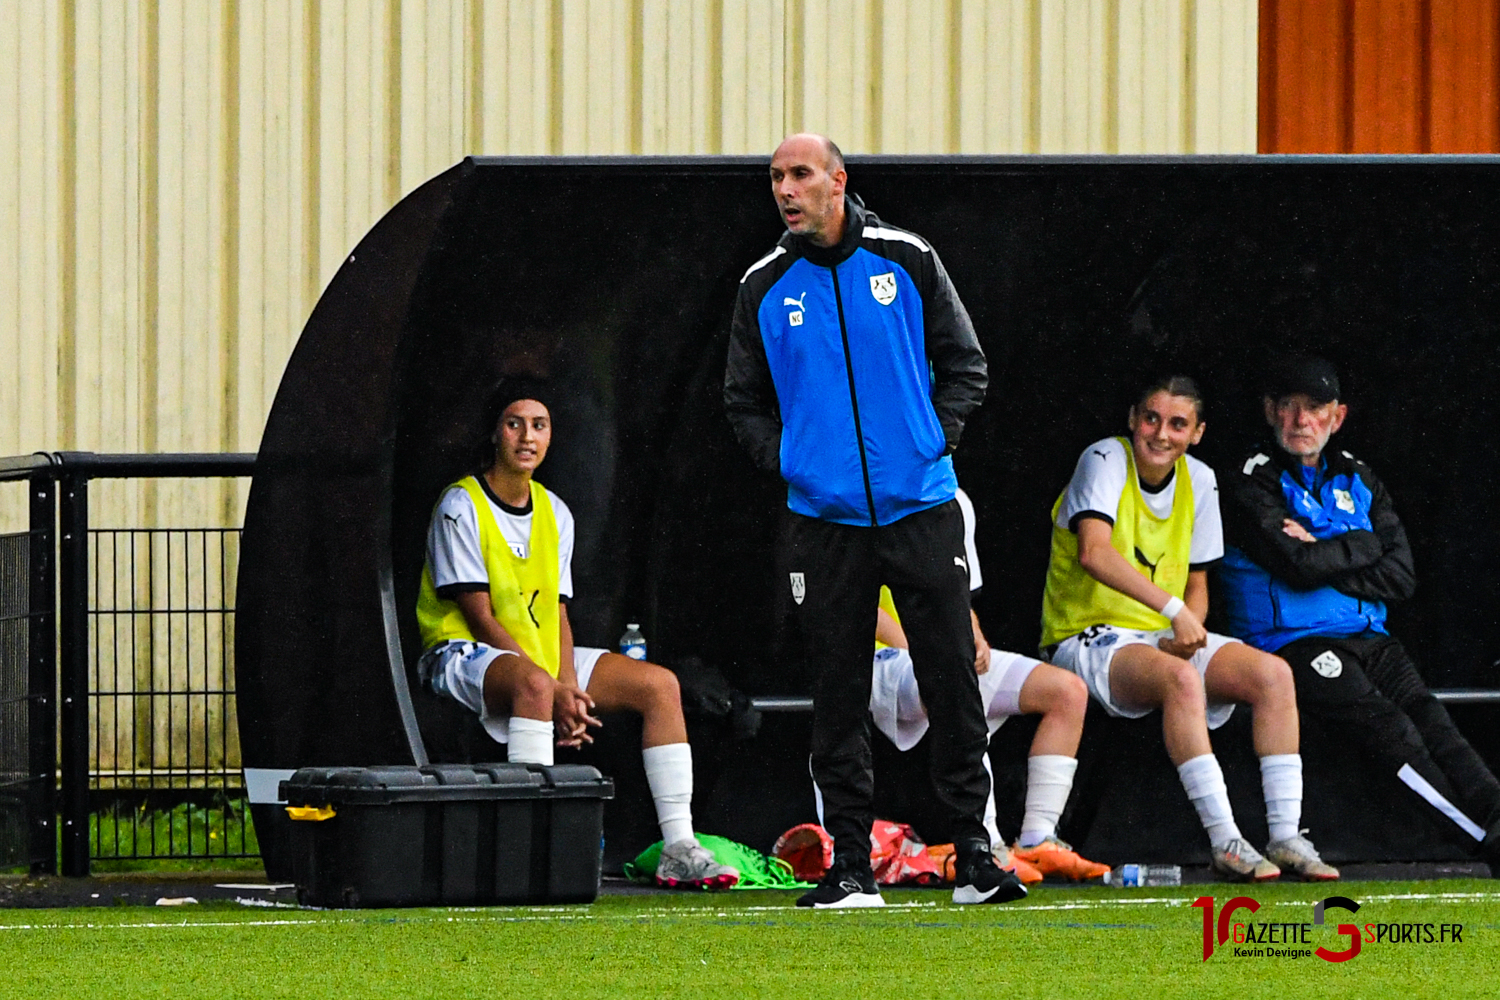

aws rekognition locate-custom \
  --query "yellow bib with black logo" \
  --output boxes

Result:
[1039,438,1193,648]
[415,476,561,678]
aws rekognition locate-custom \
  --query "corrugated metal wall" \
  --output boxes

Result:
[1,0,1257,534]
[1259,0,1500,153]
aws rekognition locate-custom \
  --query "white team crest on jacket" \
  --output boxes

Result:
[790,572,806,605]
[870,272,897,306]
[1311,650,1343,678]
[1333,488,1356,514]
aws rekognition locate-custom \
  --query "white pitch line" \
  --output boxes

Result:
[5,890,1497,933]
[0,898,1170,932]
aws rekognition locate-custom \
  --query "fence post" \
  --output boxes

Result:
[28,472,56,875]
[58,472,89,877]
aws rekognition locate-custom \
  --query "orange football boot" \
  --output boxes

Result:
[994,842,1043,885]
[1010,836,1111,881]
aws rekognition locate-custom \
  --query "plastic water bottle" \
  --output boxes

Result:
[1104,863,1181,887]
[619,623,647,660]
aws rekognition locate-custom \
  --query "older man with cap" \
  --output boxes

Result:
[723,133,1023,908]
[1219,356,1500,871]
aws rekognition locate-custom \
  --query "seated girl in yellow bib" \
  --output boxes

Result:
[1040,375,1335,883]
[415,378,738,890]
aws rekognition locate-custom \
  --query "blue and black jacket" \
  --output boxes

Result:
[723,196,988,526]
[1218,443,1416,651]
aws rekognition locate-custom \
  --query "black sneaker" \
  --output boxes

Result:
[952,849,1028,905]
[796,857,886,909]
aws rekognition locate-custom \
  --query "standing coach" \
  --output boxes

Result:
[723,134,1024,908]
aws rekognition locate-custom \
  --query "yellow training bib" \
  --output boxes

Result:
[415,476,562,677]
[875,585,901,650]
[1039,438,1193,648]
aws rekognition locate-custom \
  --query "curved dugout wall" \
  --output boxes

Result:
[239,156,1500,870]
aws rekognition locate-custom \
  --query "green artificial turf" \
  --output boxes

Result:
[3,880,1497,999]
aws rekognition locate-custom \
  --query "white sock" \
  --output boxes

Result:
[507,717,554,766]
[1177,753,1242,849]
[1018,755,1078,847]
[1260,753,1303,843]
[643,742,695,847]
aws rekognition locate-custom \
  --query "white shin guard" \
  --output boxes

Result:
[507,717,554,767]
[1259,753,1304,843]
[1178,753,1241,849]
[643,742,695,847]
[1018,754,1078,848]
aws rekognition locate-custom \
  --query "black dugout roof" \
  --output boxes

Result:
[236,155,1500,777]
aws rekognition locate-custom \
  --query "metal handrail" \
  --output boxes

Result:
[1433,689,1500,705]
[751,690,1500,711]
[0,453,53,482]
[1,451,256,483]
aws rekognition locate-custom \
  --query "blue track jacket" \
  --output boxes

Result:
[723,197,987,526]
[1218,444,1415,651]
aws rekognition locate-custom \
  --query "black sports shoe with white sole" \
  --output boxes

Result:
[796,857,886,909]
[952,850,1028,905]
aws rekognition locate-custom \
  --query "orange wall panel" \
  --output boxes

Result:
[1261,0,1500,153]
[1351,0,1424,152]
[1261,0,1352,152]
[1428,1,1500,151]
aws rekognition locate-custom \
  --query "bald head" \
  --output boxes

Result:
[775,132,844,173]
[769,133,848,246]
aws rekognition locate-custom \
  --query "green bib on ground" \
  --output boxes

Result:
[1040,437,1193,648]
[623,835,812,890]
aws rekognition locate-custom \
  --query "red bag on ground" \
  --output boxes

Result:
[771,823,834,881]
[869,820,945,886]
[772,820,945,886]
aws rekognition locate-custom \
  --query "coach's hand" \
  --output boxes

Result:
[974,636,992,675]
[553,684,601,747]
[1159,606,1207,659]
[1282,518,1316,543]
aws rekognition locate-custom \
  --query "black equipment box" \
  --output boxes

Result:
[280,763,614,908]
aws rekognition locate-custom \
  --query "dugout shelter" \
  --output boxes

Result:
[237,156,1500,875]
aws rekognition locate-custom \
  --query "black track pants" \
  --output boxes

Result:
[1279,633,1500,842]
[782,500,991,861]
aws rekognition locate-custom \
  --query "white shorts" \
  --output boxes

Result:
[417,641,609,743]
[868,646,1042,752]
[1050,624,1240,730]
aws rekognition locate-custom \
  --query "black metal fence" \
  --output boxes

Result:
[0,527,46,870]
[0,452,254,875]
[88,525,251,864]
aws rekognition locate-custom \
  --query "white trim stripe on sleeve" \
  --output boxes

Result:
[862,225,931,252]
[740,245,787,282]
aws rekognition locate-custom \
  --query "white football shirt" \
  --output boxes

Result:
[426,479,576,599]
[1053,436,1223,566]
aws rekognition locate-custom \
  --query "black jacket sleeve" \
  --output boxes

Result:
[722,283,783,475]
[1329,472,1416,603]
[920,247,987,453]
[1223,453,1415,601]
